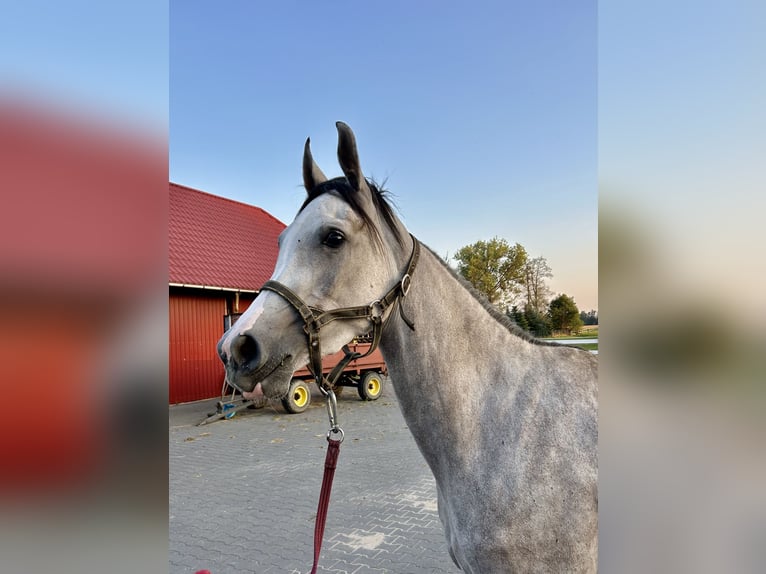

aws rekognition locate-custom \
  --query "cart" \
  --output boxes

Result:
[284,338,389,413]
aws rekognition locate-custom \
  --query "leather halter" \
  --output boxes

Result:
[259,234,420,394]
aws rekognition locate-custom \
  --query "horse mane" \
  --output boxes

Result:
[302,177,581,351]
[300,176,405,250]
[423,243,566,348]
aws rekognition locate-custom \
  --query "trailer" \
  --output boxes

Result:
[284,339,388,413]
[198,338,387,425]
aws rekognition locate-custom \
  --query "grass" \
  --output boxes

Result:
[540,328,598,352]
[550,328,598,339]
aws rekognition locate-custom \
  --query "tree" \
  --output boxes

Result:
[580,309,598,325]
[522,256,553,314]
[524,305,552,337]
[454,237,528,309]
[548,294,583,335]
[508,305,530,331]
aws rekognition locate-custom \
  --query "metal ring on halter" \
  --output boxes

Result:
[400,274,412,297]
[326,426,345,443]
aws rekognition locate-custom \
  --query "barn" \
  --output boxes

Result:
[168,182,286,404]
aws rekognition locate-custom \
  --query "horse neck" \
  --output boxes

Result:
[379,243,539,464]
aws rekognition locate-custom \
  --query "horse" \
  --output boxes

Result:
[217,122,598,573]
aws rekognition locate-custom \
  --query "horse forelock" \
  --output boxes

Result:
[299,177,405,251]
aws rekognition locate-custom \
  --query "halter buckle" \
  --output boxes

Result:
[369,300,384,321]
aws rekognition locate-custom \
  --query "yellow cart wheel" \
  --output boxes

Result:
[282,379,311,413]
[358,371,384,401]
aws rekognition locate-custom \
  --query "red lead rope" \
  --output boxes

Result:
[197,396,344,574]
[195,428,343,574]
[310,436,341,574]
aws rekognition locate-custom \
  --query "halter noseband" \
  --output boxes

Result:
[259,234,420,395]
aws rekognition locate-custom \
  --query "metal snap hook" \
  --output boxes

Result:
[325,389,340,432]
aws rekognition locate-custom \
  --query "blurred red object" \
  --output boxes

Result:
[0,98,166,495]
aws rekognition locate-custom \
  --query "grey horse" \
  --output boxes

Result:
[217,123,598,573]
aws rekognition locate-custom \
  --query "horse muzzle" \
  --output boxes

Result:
[217,330,294,395]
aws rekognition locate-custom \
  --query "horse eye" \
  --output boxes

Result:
[323,230,345,248]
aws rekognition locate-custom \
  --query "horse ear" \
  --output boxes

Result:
[303,137,327,192]
[336,121,368,192]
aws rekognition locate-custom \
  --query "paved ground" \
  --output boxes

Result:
[170,382,458,574]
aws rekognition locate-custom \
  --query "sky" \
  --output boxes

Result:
[3,0,760,317]
[599,0,766,320]
[1,1,167,129]
[169,1,598,312]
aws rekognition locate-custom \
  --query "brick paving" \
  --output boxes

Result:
[170,384,458,573]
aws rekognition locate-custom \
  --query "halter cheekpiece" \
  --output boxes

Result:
[259,234,420,397]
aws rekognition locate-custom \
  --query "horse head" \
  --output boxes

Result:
[217,122,410,400]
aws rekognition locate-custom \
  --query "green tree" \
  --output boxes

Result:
[524,305,552,337]
[454,237,528,309]
[508,305,530,331]
[548,294,583,335]
[580,309,598,325]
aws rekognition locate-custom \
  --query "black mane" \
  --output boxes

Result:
[299,177,405,250]
[300,178,581,351]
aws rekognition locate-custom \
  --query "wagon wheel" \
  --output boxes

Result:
[357,371,385,401]
[282,379,311,413]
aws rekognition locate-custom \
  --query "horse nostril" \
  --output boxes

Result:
[230,333,261,370]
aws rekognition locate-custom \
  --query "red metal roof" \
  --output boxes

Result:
[169,182,286,291]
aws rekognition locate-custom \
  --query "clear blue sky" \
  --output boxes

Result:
[170,1,598,311]
[1,1,167,128]
[5,1,762,317]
